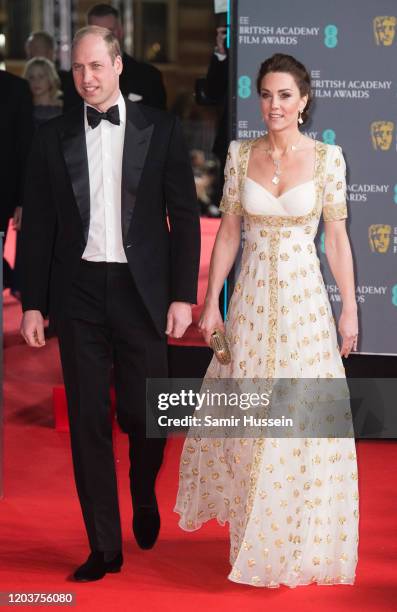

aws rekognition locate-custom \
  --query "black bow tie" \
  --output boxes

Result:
[86,104,120,129]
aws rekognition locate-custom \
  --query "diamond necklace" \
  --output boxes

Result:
[262,135,302,185]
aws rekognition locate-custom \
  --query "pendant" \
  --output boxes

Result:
[272,175,280,185]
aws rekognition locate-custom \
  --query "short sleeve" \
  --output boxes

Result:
[322,145,348,222]
[219,141,243,216]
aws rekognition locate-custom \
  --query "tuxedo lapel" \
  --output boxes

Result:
[60,105,90,242]
[121,100,154,240]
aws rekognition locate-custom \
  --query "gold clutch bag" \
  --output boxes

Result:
[210,329,231,365]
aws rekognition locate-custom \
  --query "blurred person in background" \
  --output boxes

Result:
[62,3,167,112]
[25,31,71,106]
[0,69,33,293]
[25,30,55,61]
[204,26,229,173]
[24,57,63,127]
[9,59,64,299]
[190,150,220,218]
[194,25,228,216]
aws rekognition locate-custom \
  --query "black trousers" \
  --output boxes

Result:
[57,260,168,552]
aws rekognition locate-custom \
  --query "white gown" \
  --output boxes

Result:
[175,139,359,588]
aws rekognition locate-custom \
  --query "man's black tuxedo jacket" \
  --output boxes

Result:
[21,99,200,336]
[62,53,167,112]
[0,70,33,230]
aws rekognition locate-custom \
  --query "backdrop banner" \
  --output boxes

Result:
[233,0,397,355]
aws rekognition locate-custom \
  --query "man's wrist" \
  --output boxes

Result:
[170,301,193,306]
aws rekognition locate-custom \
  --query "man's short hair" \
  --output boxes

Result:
[87,4,120,20]
[72,25,121,63]
[27,31,54,52]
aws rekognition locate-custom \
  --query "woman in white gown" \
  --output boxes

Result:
[175,54,359,588]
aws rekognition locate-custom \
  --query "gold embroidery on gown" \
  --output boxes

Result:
[175,139,359,588]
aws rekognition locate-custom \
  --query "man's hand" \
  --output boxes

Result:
[13,206,23,231]
[165,302,192,339]
[20,310,46,347]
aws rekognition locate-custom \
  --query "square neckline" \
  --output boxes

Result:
[245,176,315,201]
[245,139,318,200]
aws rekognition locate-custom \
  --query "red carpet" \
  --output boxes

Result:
[1,295,397,610]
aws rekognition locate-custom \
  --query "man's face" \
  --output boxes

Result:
[26,39,53,61]
[72,34,122,111]
[88,14,123,44]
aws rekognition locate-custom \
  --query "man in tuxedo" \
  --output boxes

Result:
[20,26,200,582]
[0,70,33,288]
[62,4,167,112]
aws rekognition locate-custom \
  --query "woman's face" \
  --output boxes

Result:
[259,71,307,132]
[27,66,51,97]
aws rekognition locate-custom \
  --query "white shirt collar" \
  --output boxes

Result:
[84,91,125,131]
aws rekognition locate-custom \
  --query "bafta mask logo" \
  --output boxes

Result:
[368,224,391,253]
[373,16,396,46]
[371,121,394,151]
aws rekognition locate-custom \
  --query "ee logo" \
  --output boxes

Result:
[322,129,336,145]
[324,24,338,48]
[392,285,397,307]
[238,75,251,99]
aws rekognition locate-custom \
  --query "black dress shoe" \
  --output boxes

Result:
[133,503,160,549]
[73,551,123,582]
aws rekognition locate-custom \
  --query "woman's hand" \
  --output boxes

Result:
[198,301,225,346]
[338,306,358,358]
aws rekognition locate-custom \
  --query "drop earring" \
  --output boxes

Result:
[298,110,303,125]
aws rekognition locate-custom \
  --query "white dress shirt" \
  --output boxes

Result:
[82,92,127,263]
